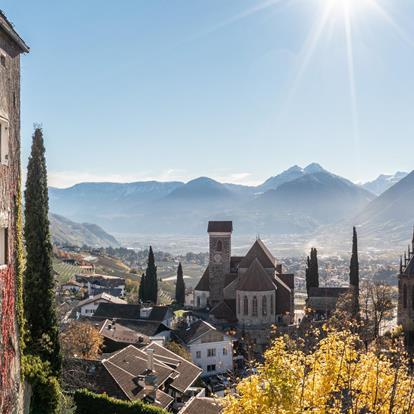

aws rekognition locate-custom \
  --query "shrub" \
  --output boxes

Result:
[74,389,167,414]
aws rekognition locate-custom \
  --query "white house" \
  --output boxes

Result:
[177,320,233,377]
[75,273,126,297]
[76,293,127,318]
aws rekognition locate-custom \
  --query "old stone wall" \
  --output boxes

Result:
[0,26,23,414]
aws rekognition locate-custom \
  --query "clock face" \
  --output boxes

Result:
[213,254,222,264]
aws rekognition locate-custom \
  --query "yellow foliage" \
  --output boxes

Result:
[223,330,414,414]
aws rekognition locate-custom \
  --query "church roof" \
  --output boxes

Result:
[0,10,29,52]
[239,239,276,269]
[194,266,209,291]
[208,221,233,233]
[238,259,277,292]
[404,256,414,276]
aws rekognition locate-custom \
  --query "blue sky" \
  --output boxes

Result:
[3,0,414,187]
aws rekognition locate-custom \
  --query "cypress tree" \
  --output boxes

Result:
[145,246,158,304]
[350,226,360,317]
[138,272,146,303]
[306,248,319,295]
[24,127,61,375]
[175,262,185,306]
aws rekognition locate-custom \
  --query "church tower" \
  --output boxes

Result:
[208,221,232,306]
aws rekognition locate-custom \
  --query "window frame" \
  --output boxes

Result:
[0,116,10,166]
[0,227,8,268]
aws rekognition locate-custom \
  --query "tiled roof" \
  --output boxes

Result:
[195,267,209,291]
[177,320,216,345]
[77,293,127,308]
[208,221,233,233]
[0,10,29,52]
[94,303,170,322]
[179,397,223,414]
[238,259,277,292]
[99,320,150,345]
[143,342,202,393]
[210,301,237,322]
[239,239,276,269]
[308,287,349,298]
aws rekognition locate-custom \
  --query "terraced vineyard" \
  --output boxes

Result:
[53,258,88,283]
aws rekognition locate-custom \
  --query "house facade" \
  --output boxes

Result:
[76,293,127,317]
[177,320,233,377]
[0,10,28,413]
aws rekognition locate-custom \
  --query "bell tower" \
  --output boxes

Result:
[208,221,232,306]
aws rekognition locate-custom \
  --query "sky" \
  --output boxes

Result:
[3,0,414,188]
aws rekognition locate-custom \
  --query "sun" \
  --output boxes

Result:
[327,0,373,18]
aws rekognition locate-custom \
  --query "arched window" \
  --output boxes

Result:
[216,240,223,252]
[197,296,201,308]
[243,296,248,316]
[270,294,274,315]
[403,284,408,309]
[262,296,267,316]
[252,296,258,317]
[237,294,240,314]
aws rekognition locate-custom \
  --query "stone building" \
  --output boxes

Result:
[397,229,414,341]
[0,10,29,413]
[194,221,295,332]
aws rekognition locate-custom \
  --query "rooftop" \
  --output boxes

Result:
[207,221,233,233]
[0,10,29,52]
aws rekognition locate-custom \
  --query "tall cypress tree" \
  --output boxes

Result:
[138,272,146,303]
[145,246,158,304]
[350,226,360,317]
[24,127,61,375]
[175,262,185,306]
[306,248,319,295]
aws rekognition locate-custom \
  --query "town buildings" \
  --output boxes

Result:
[0,10,28,413]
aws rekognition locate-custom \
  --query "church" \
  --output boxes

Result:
[194,221,295,329]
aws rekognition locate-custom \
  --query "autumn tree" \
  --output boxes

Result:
[61,322,103,359]
[223,329,414,414]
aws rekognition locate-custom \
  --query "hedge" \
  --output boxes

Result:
[74,389,168,414]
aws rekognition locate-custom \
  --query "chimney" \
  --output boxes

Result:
[147,349,154,372]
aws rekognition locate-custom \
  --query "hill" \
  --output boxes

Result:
[50,213,120,248]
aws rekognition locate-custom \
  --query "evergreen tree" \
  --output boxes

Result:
[306,248,319,295]
[138,272,146,303]
[145,246,158,304]
[350,226,360,317]
[175,262,185,305]
[24,127,61,375]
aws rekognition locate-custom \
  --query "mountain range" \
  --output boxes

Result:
[361,172,408,196]
[49,163,405,237]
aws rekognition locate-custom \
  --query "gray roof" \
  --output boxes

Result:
[195,266,209,291]
[180,397,222,414]
[308,287,349,298]
[207,221,233,233]
[238,259,277,292]
[177,320,216,344]
[239,239,276,269]
[404,256,414,276]
[0,10,29,52]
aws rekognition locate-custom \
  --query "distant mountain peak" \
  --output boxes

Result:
[362,171,408,196]
[304,163,326,174]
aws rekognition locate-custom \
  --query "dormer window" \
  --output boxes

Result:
[0,227,8,267]
[0,117,9,166]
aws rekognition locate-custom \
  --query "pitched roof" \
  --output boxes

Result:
[179,397,222,414]
[195,267,209,291]
[308,287,349,298]
[94,303,170,322]
[143,342,202,393]
[404,256,414,276]
[237,259,277,292]
[177,320,216,345]
[77,293,127,308]
[210,301,237,322]
[99,320,150,345]
[208,221,233,233]
[239,239,276,269]
[0,10,29,52]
